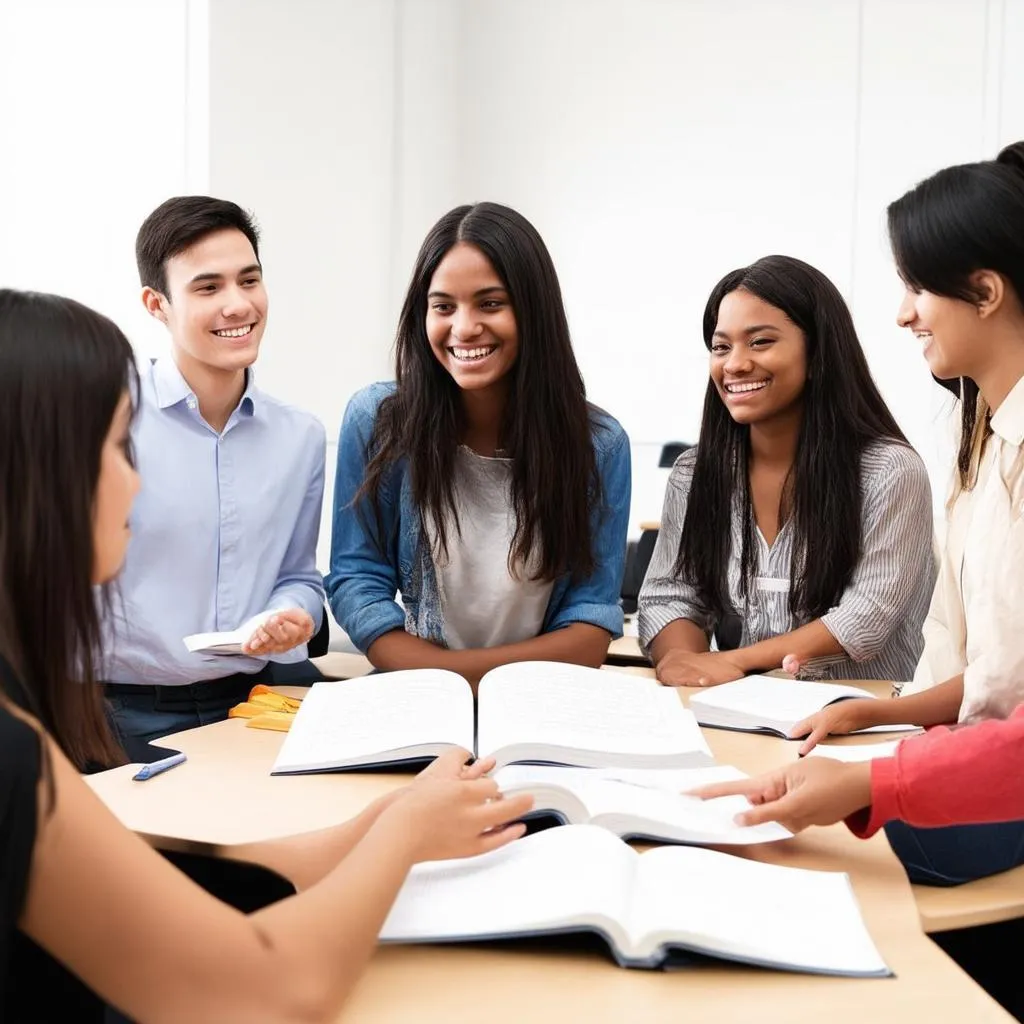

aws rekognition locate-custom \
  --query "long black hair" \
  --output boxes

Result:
[359,202,600,582]
[676,255,908,622]
[0,289,135,771]
[888,140,1024,493]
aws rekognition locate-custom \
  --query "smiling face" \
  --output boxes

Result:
[895,286,982,381]
[425,242,519,398]
[143,227,267,380]
[709,289,808,426]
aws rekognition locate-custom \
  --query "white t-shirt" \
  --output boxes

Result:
[428,447,553,650]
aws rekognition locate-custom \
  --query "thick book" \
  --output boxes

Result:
[271,662,712,775]
[689,677,920,738]
[380,824,890,976]
[494,764,791,845]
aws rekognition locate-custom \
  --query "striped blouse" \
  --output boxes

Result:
[637,441,937,683]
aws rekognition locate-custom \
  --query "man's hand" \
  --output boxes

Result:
[244,608,315,655]
[688,758,874,832]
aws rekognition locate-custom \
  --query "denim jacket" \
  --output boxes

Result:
[326,382,631,653]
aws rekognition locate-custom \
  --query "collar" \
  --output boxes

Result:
[990,374,1024,447]
[151,357,257,418]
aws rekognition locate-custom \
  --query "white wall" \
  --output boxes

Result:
[0,0,205,357]
[5,0,1024,542]
[449,0,1024,520]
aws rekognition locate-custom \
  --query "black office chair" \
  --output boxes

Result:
[308,604,330,657]
[658,441,693,467]
[620,441,693,614]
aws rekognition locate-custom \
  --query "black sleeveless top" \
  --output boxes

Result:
[0,658,106,1022]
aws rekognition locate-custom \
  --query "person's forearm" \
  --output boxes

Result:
[732,619,843,674]
[249,806,420,1018]
[368,624,611,686]
[248,789,405,891]
[649,619,710,665]
[871,675,963,727]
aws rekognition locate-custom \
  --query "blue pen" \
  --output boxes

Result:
[132,752,188,781]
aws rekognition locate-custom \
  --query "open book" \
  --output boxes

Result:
[380,824,890,976]
[494,764,791,845]
[271,662,712,775]
[689,677,920,738]
[183,612,272,656]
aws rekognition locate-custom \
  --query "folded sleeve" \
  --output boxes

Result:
[820,444,935,662]
[847,704,1024,837]
[545,416,631,637]
[324,386,407,652]
[637,449,716,653]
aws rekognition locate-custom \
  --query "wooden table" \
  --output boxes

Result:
[86,670,1012,1022]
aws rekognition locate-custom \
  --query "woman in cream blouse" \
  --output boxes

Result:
[791,140,1024,886]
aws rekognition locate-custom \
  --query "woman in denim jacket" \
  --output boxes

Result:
[326,203,631,685]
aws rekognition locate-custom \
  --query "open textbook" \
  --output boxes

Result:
[271,662,712,775]
[380,824,890,976]
[183,612,272,656]
[493,764,791,845]
[689,677,920,738]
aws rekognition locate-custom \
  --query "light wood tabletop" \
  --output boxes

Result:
[86,668,1013,1022]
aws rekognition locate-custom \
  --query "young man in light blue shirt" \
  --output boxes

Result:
[104,196,326,762]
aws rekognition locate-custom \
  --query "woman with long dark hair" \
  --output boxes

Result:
[0,289,530,1021]
[326,203,630,683]
[638,255,935,686]
[777,142,1024,886]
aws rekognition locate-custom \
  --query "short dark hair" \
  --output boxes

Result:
[888,141,1024,491]
[0,289,138,771]
[677,255,908,623]
[135,196,261,297]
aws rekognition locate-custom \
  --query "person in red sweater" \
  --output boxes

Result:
[692,705,1024,842]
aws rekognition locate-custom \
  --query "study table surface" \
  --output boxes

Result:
[86,672,1012,1023]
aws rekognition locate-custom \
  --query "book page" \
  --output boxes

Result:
[477,662,709,764]
[806,739,904,763]
[183,612,273,655]
[380,825,635,946]
[272,671,474,772]
[629,846,888,975]
[691,676,876,728]
[493,765,790,845]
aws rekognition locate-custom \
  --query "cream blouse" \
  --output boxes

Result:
[906,374,1024,722]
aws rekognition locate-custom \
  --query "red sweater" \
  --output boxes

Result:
[847,703,1024,837]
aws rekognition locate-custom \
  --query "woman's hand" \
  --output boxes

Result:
[387,749,533,862]
[688,758,873,832]
[655,650,746,687]
[789,699,881,754]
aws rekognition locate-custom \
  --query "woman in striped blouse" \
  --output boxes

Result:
[638,255,936,687]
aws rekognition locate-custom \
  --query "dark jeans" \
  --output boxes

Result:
[885,818,1024,886]
[105,670,271,763]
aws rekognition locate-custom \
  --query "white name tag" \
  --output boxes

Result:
[754,576,790,593]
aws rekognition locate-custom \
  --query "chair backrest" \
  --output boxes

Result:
[658,441,692,467]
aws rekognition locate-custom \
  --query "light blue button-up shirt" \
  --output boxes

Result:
[104,358,326,686]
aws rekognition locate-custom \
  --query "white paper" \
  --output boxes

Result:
[494,764,790,845]
[381,825,635,946]
[631,845,889,974]
[805,739,904,763]
[183,612,273,656]
[690,676,918,737]
[478,662,712,768]
[271,671,474,773]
